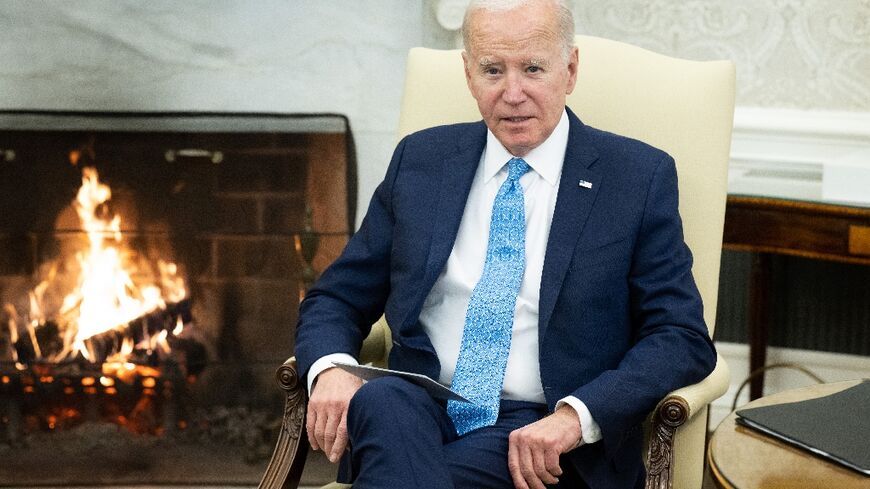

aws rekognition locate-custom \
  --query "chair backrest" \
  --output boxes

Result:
[398,35,735,489]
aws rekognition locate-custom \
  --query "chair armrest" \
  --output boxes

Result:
[259,317,390,489]
[662,352,730,421]
[645,353,729,489]
[258,357,309,489]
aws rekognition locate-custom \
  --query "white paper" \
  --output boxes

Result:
[332,362,471,403]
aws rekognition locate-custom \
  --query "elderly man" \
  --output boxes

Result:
[294,0,717,488]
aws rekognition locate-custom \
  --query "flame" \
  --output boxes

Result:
[64,169,149,358]
[13,166,187,362]
[4,305,20,362]
[173,317,184,336]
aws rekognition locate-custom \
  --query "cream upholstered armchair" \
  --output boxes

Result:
[259,35,735,489]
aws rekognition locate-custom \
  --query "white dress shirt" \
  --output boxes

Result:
[309,110,601,444]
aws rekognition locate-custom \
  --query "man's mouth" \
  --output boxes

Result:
[503,117,531,123]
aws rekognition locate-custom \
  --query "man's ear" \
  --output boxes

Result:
[565,46,579,95]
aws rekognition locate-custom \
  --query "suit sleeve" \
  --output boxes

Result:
[570,154,717,458]
[294,137,407,381]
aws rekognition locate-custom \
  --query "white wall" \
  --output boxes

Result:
[0,0,428,223]
[571,0,870,112]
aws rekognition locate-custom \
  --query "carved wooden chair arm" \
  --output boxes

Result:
[259,357,309,489]
[645,353,730,489]
[258,319,390,489]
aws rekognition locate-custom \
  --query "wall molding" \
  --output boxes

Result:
[734,107,870,141]
[729,107,870,201]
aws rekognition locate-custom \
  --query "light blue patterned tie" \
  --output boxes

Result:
[448,157,530,436]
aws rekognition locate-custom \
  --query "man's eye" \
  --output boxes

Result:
[485,68,500,75]
[527,66,542,73]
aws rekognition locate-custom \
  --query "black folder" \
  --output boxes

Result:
[735,380,870,476]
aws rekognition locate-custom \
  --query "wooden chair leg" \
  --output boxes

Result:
[259,358,310,489]
[645,397,690,489]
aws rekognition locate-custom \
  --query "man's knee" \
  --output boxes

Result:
[347,376,428,427]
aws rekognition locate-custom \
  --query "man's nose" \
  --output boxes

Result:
[501,72,527,105]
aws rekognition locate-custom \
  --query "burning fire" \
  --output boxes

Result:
[7,166,187,363]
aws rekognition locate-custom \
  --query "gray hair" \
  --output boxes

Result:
[461,0,576,62]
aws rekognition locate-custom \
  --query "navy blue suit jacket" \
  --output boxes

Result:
[296,108,716,487]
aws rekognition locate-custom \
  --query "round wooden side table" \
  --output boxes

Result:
[707,379,868,489]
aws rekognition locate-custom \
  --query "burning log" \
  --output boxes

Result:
[10,299,195,367]
[1,295,207,440]
[82,299,192,365]
[11,321,64,365]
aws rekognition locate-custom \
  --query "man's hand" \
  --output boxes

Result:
[306,367,363,463]
[508,405,582,489]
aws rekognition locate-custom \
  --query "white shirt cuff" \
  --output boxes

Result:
[307,353,359,395]
[556,395,603,445]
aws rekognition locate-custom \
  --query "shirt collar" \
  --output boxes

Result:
[483,108,568,187]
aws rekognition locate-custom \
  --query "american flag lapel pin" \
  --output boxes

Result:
[578,180,593,189]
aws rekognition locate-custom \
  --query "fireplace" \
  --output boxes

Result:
[0,111,354,486]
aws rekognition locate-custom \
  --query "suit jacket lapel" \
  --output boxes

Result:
[403,121,487,333]
[539,109,601,338]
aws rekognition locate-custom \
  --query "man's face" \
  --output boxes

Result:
[463,2,579,157]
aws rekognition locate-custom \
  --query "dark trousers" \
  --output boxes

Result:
[343,376,590,489]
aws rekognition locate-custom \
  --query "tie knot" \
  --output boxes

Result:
[507,157,531,182]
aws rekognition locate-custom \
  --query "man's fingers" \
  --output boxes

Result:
[520,444,547,489]
[308,401,349,462]
[510,430,544,489]
[313,407,329,452]
[322,407,341,458]
[306,367,363,461]
[544,449,563,479]
[508,432,530,489]
[532,446,559,485]
[306,407,319,451]
[329,410,350,463]
[510,423,571,489]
